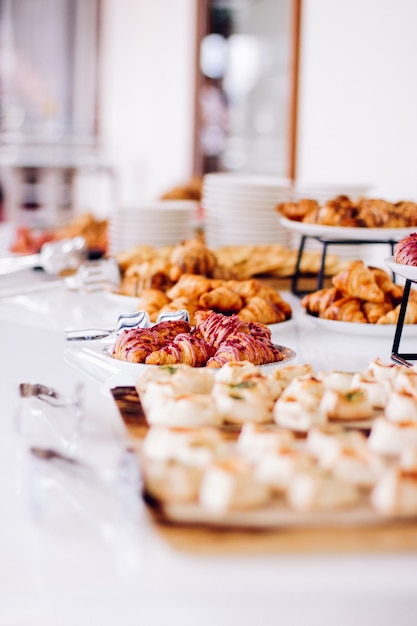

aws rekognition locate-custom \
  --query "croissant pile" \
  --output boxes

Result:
[130,274,292,325]
[111,310,285,368]
[301,260,417,324]
[277,194,417,228]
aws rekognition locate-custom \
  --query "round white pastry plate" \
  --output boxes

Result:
[305,311,417,337]
[102,342,296,375]
[279,217,416,242]
[385,256,417,282]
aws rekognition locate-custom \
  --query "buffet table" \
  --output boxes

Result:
[1,270,417,626]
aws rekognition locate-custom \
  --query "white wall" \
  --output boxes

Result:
[297,0,417,201]
[98,0,196,206]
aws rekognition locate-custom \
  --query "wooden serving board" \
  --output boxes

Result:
[110,386,417,555]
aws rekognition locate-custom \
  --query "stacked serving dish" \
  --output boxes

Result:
[108,200,198,253]
[201,173,291,249]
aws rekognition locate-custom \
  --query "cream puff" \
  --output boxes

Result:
[368,417,417,456]
[287,468,361,512]
[385,390,417,424]
[318,370,355,393]
[142,425,226,467]
[236,422,295,463]
[142,457,203,503]
[145,393,222,428]
[273,393,327,432]
[319,388,373,421]
[254,448,316,494]
[350,371,392,410]
[371,466,417,516]
[199,457,272,513]
[266,363,315,399]
[213,378,275,424]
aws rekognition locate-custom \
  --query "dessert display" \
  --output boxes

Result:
[111,310,289,368]
[133,358,417,523]
[301,260,417,324]
[393,232,417,265]
[276,194,417,228]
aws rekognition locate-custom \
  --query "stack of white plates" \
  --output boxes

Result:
[108,201,197,253]
[202,173,291,249]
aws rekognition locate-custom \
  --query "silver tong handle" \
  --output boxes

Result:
[0,253,41,275]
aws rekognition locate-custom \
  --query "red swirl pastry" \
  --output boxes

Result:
[145,333,215,367]
[394,233,417,265]
[207,332,283,368]
[194,310,250,348]
[112,327,162,363]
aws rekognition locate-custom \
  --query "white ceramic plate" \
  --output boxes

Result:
[68,338,296,381]
[305,311,417,337]
[385,256,417,282]
[279,217,417,242]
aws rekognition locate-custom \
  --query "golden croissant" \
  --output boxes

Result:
[145,333,215,367]
[198,286,243,312]
[376,300,417,324]
[362,301,395,324]
[134,288,170,322]
[322,297,367,323]
[332,260,385,303]
[301,287,342,317]
[237,295,287,324]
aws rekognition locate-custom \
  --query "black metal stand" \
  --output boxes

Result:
[391,278,416,367]
[291,235,397,296]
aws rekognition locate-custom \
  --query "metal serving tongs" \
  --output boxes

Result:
[0,255,122,298]
[65,308,190,341]
[0,236,87,276]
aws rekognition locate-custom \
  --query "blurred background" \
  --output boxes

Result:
[0,0,416,227]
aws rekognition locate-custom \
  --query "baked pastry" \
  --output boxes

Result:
[206,332,283,368]
[367,416,417,456]
[194,310,250,348]
[371,467,417,516]
[236,423,295,462]
[198,286,243,312]
[350,371,392,409]
[134,289,170,322]
[145,392,222,428]
[385,390,417,424]
[319,388,373,421]
[255,448,316,494]
[273,393,326,433]
[237,295,287,324]
[169,238,218,281]
[332,260,385,303]
[318,370,355,393]
[213,378,275,424]
[362,300,394,324]
[166,274,220,300]
[394,232,417,265]
[145,333,215,367]
[199,457,272,513]
[301,287,341,317]
[376,300,417,324]
[112,327,161,363]
[287,468,361,511]
[321,297,368,323]
[142,425,225,466]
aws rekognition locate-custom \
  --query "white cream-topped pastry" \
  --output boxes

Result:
[368,416,417,456]
[273,393,327,432]
[394,368,417,399]
[266,363,315,399]
[385,390,417,424]
[286,467,361,512]
[371,466,417,516]
[214,360,263,384]
[213,378,275,424]
[280,375,325,401]
[142,457,203,503]
[319,388,373,421]
[366,357,402,382]
[137,363,215,398]
[199,457,272,513]
[350,371,392,410]
[236,423,295,463]
[306,424,367,461]
[142,425,226,467]
[145,393,222,428]
[318,370,355,393]
[254,448,316,494]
